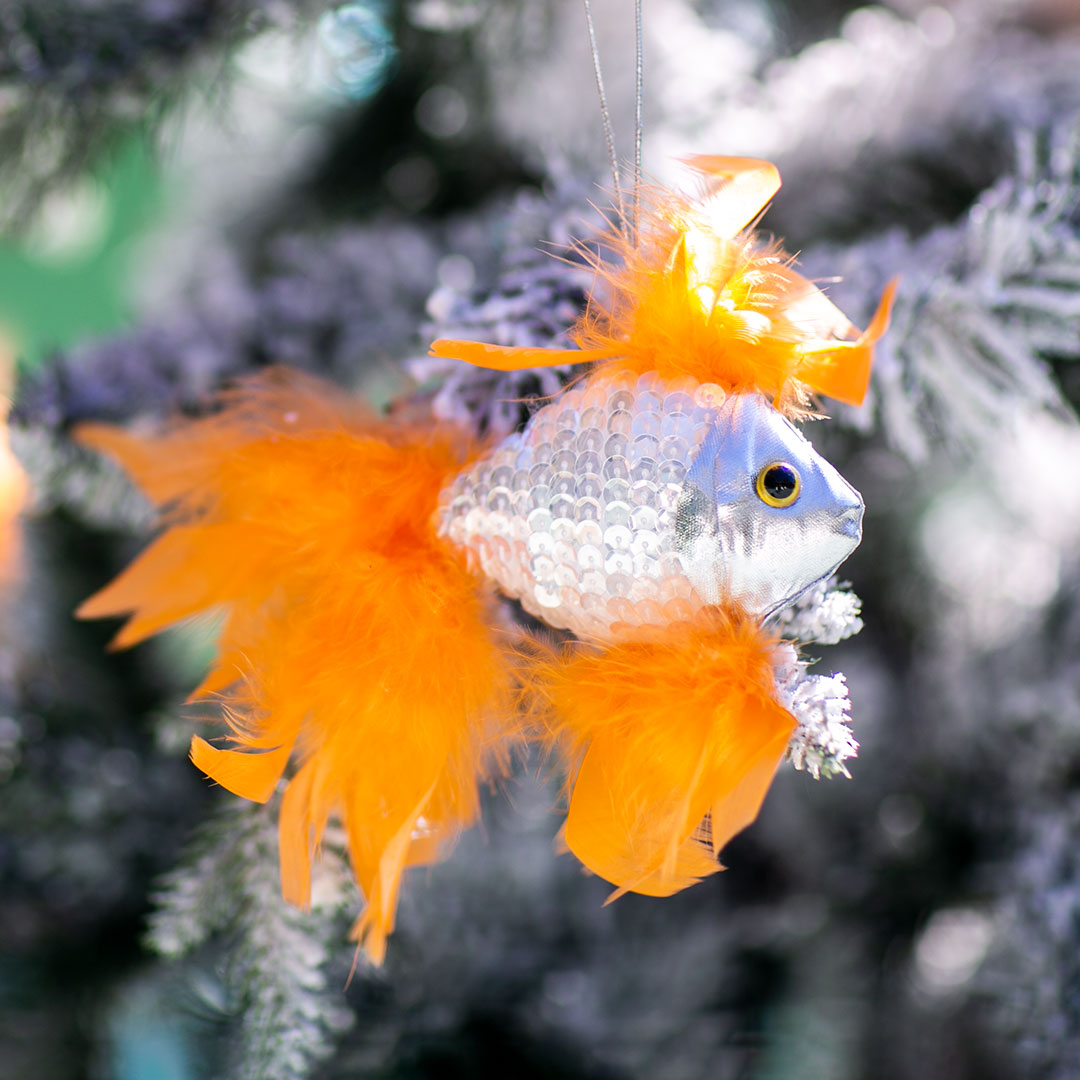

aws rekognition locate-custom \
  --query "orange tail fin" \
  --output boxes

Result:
[527,608,794,898]
[77,369,515,964]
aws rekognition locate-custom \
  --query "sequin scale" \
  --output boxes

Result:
[439,372,726,639]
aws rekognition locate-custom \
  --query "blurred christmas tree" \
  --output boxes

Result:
[4,1,1080,1078]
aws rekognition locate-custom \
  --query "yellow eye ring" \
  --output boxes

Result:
[756,462,801,508]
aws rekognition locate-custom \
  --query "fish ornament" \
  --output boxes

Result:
[77,156,894,961]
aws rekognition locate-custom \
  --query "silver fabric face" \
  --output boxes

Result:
[439,373,863,639]
[675,393,862,616]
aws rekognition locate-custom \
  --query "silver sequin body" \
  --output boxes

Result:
[438,372,863,640]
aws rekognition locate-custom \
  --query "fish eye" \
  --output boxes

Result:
[755,462,801,508]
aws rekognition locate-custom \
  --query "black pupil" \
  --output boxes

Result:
[763,464,797,500]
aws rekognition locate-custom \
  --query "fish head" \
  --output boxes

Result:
[676,393,863,616]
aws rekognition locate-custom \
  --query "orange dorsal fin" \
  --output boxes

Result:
[680,156,782,239]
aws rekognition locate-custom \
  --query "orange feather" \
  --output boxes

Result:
[431,156,893,414]
[426,340,618,371]
[524,607,795,898]
[77,370,517,964]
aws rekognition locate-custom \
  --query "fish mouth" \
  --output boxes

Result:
[836,507,863,539]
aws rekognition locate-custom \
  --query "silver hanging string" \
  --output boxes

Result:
[583,0,627,236]
[633,0,643,245]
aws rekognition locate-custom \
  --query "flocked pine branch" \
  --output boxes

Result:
[409,171,601,440]
[658,2,1080,240]
[634,3,1080,461]
[774,576,864,647]
[771,578,863,781]
[0,0,327,230]
[803,119,1080,460]
[10,424,153,531]
[771,640,859,782]
[147,797,355,1080]
[778,660,859,781]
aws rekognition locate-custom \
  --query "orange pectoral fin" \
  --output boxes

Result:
[537,608,797,901]
[428,339,614,372]
[796,279,897,407]
[707,720,793,857]
[564,733,721,899]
